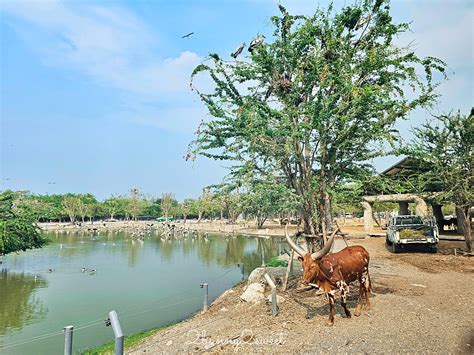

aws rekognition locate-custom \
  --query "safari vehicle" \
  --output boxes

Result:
[386,215,439,253]
[157,217,174,222]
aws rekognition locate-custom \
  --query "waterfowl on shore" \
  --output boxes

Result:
[81,267,86,272]
[48,268,54,273]
[89,269,97,275]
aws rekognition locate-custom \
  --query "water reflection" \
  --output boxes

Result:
[0,270,48,336]
[42,231,281,271]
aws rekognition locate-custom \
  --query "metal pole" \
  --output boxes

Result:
[200,283,209,312]
[260,239,265,267]
[264,273,278,317]
[240,263,245,280]
[63,325,73,355]
[108,310,124,355]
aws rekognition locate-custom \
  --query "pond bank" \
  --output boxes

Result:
[38,219,372,239]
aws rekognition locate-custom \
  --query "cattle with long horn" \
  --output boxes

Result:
[285,224,371,325]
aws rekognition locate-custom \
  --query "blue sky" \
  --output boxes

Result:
[1,0,472,201]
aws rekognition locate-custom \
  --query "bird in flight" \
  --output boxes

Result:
[48,182,56,185]
[231,43,246,59]
[181,32,194,39]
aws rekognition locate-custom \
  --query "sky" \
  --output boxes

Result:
[0,0,472,201]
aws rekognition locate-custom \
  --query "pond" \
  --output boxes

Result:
[0,230,283,354]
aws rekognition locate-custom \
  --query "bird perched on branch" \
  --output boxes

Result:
[231,42,245,58]
[248,34,265,53]
[355,14,371,30]
[181,32,194,39]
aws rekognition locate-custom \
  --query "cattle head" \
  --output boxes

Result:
[284,224,336,285]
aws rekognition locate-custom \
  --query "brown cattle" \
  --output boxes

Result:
[285,225,371,325]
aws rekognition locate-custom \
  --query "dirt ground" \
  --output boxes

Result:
[130,238,474,354]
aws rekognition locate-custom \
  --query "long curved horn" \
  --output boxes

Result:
[284,223,306,257]
[310,228,339,260]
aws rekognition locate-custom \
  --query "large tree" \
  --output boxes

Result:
[242,182,299,229]
[128,188,143,221]
[160,192,175,218]
[189,0,446,241]
[62,195,80,224]
[405,110,473,252]
[0,191,48,255]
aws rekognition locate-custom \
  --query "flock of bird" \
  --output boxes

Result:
[181,31,266,59]
[33,266,97,280]
[22,222,248,283]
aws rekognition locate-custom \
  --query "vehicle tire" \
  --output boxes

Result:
[386,236,392,246]
[429,244,438,253]
[392,243,400,253]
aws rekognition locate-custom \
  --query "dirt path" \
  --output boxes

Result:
[130,238,473,354]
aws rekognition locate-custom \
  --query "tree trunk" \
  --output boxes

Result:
[256,214,266,229]
[323,190,333,233]
[456,205,472,252]
[431,204,444,232]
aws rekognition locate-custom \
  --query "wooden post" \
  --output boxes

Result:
[282,250,294,291]
[264,273,278,317]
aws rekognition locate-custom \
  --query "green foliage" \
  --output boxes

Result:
[242,182,299,228]
[189,0,446,234]
[0,191,48,255]
[82,324,173,355]
[142,197,162,218]
[103,196,127,219]
[266,255,288,267]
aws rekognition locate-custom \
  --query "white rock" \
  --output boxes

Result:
[240,283,265,303]
[247,267,287,284]
[267,294,286,304]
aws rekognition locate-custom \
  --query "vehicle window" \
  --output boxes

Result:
[396,216,423,225]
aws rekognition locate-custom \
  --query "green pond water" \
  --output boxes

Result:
[0,230,282,354]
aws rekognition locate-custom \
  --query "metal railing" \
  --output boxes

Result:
[0,265,242,354]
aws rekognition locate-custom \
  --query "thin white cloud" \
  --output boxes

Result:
[1,0,201,95]
[1,0,205,133]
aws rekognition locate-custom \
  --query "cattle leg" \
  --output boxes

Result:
[340,287,351,318]
[364,273,371,311]
[354,283,363,316]
[327,292,335,325]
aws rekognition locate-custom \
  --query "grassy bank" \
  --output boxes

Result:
[82,324,173,355]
